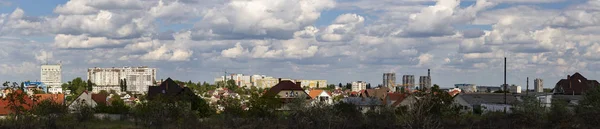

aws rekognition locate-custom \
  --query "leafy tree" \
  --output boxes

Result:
[576,86,600,128]
[338,83,342,89]
[247,93,281,118]
[510,96,546,128]
[548,98,575,128]
[86,79,93,92]
[123,79,127,92]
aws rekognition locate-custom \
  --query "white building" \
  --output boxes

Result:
[297,80,327,89]
[534,78,543,92]
[87,66,156,94]
[455,84,477,93]
[510,85,522,93]
[351,81,367,92]
[41,64,62,94]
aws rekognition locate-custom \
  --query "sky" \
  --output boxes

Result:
[0,0,598,88]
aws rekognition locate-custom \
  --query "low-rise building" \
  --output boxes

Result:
[308,89,333,105]
[510,85,522,94]
[351,81,367,92]
[455,84,477,93]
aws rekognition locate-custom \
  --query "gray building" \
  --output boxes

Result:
[402,75,415,90]
[476,86,502,93]
[383,73,396,92]
[534,78,543,92]
[419,76,431,90]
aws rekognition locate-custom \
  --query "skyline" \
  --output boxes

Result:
[1,0,599,88]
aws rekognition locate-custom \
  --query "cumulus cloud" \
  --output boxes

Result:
[221,42,248,58]
[0,8,44,36]
[149,0,200,23]
[399,0,495,37]
[139,44,193,61]
[192,0,335,40]
[0,62,37,74]
[318,13,364,42]
[54,34,123,49]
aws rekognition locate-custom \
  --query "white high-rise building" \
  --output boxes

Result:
[41,64,62,94]
[534,78,543,92]
[352,81,367,92]
[87,66,156,94]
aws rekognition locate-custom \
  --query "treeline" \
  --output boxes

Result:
[3,87,600,129]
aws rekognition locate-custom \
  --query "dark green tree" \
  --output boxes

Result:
[576,86,600,128]
[86,79,93,92]
[123,79,127,92]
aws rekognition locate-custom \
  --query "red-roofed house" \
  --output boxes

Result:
[265,80,309,103]
[308,89,332,105]
[0,90,34,116]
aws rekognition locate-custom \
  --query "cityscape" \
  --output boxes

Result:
[2,0,600,128]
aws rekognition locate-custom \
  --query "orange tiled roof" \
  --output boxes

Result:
[0,90,33,115]
[308,90,324,99]
[34,94,65,105]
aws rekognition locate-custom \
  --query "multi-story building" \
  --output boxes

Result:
[534,78,543,92]
[296,80,327,89]
[352,81,367,92]
[455,84,477,93]
[419,76,431,90]
[402,75,415,91]
[87,66,156,94]
[510,85,522,93]
[41,64,62,94]
[383,73,396,92]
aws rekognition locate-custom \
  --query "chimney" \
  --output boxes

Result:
[428,69,430,77]
[278,78,282,83]
[296,81,302,87]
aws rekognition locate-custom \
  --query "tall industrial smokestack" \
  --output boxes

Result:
[504,57,507,105]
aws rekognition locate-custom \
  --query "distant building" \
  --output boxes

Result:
[41,64,62,94]
[534,78,543,93]
[455,84,477,93]
[351,81,367,92]
[476,86,502,93]
[554,72,600,95]
[88,66,156,94]
[419,76,431,90]
[383,73,396,92]
[510,85,522,94]
[297,80,327,89]
[402,75,415,91]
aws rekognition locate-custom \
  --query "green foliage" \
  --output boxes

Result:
[576,86,600,128]
[63,77,87,95]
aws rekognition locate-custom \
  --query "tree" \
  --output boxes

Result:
[86,79,93,92]
[576,86,600,128]
[345,83,352,90]
[123,79,127,92]
[338,83,342,89]
[119,79,124,92]
[367,83,371,89]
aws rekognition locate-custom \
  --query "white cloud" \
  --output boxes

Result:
[400,0,495,37]
[139,44,193,61]
[35,50,53,63]
[221,42,248,58]
[0,62,37,75]
[149,0,200,23]
[193,0,335,40]
[318,13,364,42]
[54,34,123,49]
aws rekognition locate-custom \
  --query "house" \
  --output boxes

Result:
[342,97,383,113]
[385,93,408,107]
[147,78,195,100]
[34,94,65,105]
[91,93,108,105]
[553,72,600,95]
[264,80,310,102]
[453,93,520,113]
[308,89,333,105]
[0,90,34,116]
[68,91,97,111]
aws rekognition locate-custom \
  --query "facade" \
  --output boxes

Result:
[419,76,431,90]
[476,86,502,93]
[455,84,477,93]
[402,75,415,91]
[297,80,327,89]
[351,81,367,92]
[554,72,600,95]
[383,73,396,92]
[87,66,156,94]
[510,85,522,93]
[68,91,97,111]
[534,78,543,92]
[41,64,62,94]
[308,90,333,105]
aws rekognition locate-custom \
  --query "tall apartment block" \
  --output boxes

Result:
[41,64,62,94]
[352,81,367,92]
[419,76,431,90]
[402,75,415,91]
[88,66,156,94]
[534,78,543,92]
[383,73,396,92]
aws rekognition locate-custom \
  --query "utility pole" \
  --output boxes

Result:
[504,57,507,114]
[526,77,529,96]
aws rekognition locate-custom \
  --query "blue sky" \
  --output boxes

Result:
[1,0,599,89]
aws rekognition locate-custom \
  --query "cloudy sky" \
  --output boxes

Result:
[0,0,598,88]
